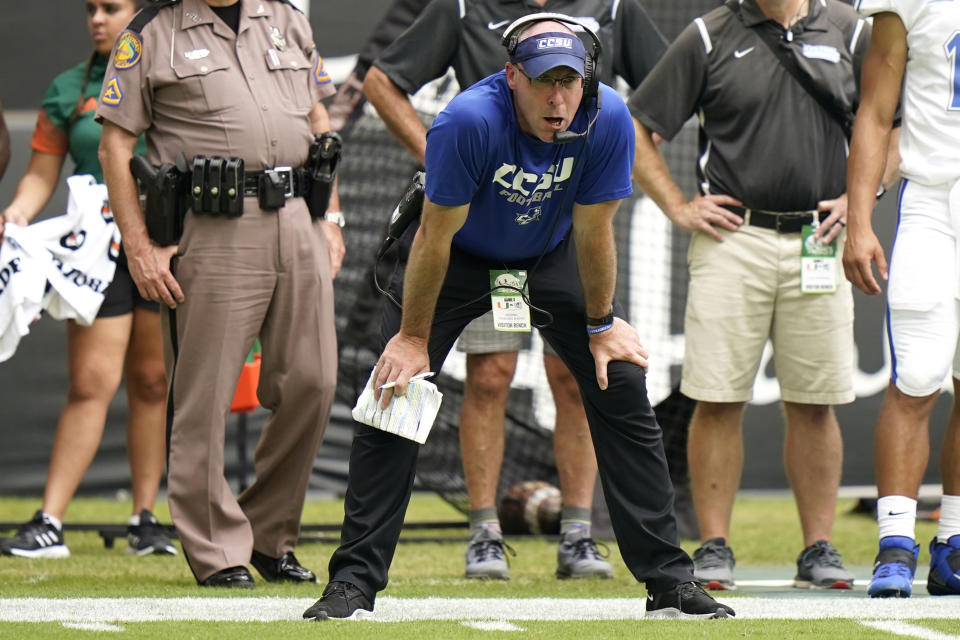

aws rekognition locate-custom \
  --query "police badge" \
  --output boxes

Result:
[269,26,286,52]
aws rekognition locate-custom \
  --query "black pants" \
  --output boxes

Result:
[328,233,695,600]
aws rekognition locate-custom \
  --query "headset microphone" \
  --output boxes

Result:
[554,129,585,144]
[553,90,602,145]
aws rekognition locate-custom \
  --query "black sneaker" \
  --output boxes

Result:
[646,581,736,619]
[127,509,177,556]
[303,581,374,621]
[0,511,69,558]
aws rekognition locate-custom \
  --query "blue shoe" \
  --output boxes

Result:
[927,535,960,595]
[868,536,918,598]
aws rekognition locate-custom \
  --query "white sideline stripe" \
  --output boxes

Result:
[61,622,124,632]
[1,597,959,623]
[860,620,960,640]
[462,621,525,631]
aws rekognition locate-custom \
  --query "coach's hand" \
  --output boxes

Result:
[669,194,743,242]
[373,333,429,409]
[588,318,649,391]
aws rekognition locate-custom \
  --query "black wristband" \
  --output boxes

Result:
[586,311,614,326]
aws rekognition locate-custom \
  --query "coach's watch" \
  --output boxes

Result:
[324,211,346,227]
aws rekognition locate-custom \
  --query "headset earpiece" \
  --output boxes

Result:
[581,51,597,101]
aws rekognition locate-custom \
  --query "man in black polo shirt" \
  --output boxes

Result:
[630,0,898,591]
[362,0,668,581]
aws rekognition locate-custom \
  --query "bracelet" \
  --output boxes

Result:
[586,309,614,326]
[586,322,614,335]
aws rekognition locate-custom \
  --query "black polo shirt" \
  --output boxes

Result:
[629,0,869,211]
[374,0,668,94]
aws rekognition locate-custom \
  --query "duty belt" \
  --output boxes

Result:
[722,205,828,234]
[242,167,308,198]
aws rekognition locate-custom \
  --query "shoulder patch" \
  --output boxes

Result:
[314,56,331,84]
[114,32,142,69]
[127,0,180,33]
[101,76,124,106]
[266,0,302,13]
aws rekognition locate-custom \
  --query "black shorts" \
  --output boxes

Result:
[97,251,160,318]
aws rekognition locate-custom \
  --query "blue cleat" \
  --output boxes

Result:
[868,536,919,598]
[927,535,960,596]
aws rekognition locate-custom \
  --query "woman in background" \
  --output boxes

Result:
[0,0,174,558]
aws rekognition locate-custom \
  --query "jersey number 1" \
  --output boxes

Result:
[947,31,960,110]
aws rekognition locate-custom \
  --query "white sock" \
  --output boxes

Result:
[938,494,960,543]
[129,513,141,527]
[877,495,917,541]
[41,512,63,532]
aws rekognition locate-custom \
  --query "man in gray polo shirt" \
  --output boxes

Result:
[629,0,898,591]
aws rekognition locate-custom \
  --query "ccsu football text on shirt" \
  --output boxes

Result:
[493,156,575,213]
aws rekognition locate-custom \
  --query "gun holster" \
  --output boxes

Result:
[303,132,343,220]
[130,153,190,246]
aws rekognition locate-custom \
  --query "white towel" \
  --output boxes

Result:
[0,176,120,362]
[0,223,50,362]
[33,175,118,325]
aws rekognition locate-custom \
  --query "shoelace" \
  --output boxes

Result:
[469,538,516,564]
[14,521,56,543]
[570,537,609,561]
[693,544,732,569]
[678,581,708,599]
[874,561,914,579]
[807,542,845,568]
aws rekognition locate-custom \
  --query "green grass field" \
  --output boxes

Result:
[0,493,953,639]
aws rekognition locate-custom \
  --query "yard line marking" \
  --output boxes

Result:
[860,620,960,640]
[462,621,525,631]
[1,597,958,622]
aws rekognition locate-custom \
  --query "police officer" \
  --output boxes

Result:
[97,0,345,587]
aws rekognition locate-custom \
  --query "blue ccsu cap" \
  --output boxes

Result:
[510,32,586,78]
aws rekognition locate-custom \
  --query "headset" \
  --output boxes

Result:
[500,12,603,144]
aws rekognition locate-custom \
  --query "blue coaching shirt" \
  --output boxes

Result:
[425,71,634,264]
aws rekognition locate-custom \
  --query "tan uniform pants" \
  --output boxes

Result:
[163,197,336,582]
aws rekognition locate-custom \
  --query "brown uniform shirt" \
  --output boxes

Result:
[95,0,335,171]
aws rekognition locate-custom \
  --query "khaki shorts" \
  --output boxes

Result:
[456,310,558,356]
[680,224,855,405]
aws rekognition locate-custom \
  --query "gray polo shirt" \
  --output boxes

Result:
[629,0,869,211]
[374,0,668,93]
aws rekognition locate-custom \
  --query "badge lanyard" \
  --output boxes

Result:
[800,220,837,294]
[489,269,531,332]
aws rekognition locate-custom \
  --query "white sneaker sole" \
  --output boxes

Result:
[793,578,853,590]
[308,608,374,621]
[7,545,70,559]
[126,544,178,557]
[646,607,730,620]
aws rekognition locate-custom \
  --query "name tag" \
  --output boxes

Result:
[800,225,837,294]
[801,44,840,64]
[489,269,531,332]
[184,48,210,60]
